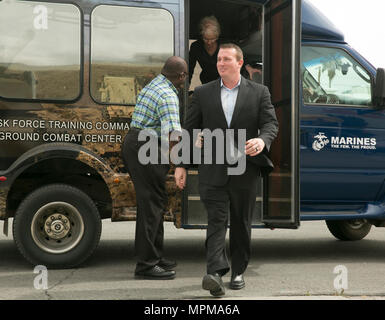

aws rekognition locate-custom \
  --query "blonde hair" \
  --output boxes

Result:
[199,16,221,38]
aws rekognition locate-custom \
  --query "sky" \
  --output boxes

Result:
[309,0,385,69]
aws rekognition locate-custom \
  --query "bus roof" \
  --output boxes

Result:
[301,0,345,42]
[248,0,345,42]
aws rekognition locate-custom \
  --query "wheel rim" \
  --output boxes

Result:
[31,202,85,254]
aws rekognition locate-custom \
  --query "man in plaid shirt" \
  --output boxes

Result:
[130,75,182,137]
[122,56,188,280]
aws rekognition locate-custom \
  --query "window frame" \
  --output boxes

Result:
[89,4,175,106]
[0,0,84,103]
[301,44,375,109]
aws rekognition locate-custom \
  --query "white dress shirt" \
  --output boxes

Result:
[220,78,241,127]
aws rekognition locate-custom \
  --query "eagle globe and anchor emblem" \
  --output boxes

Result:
[312,132,330,151]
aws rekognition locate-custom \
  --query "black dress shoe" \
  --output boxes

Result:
[229,273,245,290]
[135,265,176,280]
[202,273,225,297]
[158,258,177,271]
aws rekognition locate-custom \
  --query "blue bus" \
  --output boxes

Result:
[0,0,384,268]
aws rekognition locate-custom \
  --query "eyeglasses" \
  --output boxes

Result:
[203,37,218,43]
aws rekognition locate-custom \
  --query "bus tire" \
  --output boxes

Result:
[326,219,371,241]
[13,184,101,269]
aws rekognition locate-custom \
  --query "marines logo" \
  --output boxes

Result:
[312,132,330,151]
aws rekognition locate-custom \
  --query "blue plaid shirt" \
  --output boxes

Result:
[130,74,182,137]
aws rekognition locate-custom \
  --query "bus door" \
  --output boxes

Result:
[181,0,300,229]
[262,0,301,228]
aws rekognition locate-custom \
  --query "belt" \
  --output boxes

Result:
[128,127,162,144]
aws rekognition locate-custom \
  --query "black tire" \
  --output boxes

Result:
[326,219,371,241]
[13,184,101,269]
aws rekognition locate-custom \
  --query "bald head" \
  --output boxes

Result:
[162,56,188,79]
[161,56,188,89]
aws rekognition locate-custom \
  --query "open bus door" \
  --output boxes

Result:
[181,0,300,229]
[262,0,301,228]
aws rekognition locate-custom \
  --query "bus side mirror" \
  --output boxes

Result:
[373,68,385,108]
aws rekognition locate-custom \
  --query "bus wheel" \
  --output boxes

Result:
[326,219,371,241]
[13,184,101,269]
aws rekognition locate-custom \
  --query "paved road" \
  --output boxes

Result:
[0,219,384,300]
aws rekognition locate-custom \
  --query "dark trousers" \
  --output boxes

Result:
[122,130,169,273]
[199,168,259,276]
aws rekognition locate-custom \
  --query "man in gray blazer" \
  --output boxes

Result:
[175,43,278,296]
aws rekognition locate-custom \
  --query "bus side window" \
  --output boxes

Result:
[0,1,81,101]
[90,6,174,105]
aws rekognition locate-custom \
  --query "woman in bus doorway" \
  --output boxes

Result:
[189,16,221,86]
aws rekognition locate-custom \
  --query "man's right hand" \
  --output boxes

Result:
[174,167,187,190]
